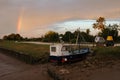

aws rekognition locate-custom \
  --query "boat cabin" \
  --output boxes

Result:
[50,44,72,56]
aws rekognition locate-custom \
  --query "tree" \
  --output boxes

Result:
[15,34,23,40]
[93,17,105,30]
[62,31,73,42]
[3,33,23,41]
[71,29,94,43]
[43,31,59,42]
[86,29,90,35]
[73,29,80,38]
[3,36,8,40]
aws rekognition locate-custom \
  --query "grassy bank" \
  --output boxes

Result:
[94,47,120,59]
[0,41,50,63]
[0,40,120,64]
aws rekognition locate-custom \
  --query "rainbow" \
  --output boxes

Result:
[17,8,24,33]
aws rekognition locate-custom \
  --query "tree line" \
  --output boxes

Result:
[3,33,23,41]
[2,30,94,43]
[2,17,120,43]
[42,30,94,43]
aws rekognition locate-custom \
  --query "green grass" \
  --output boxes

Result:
[0,41,49,58]
[94,46,120,59]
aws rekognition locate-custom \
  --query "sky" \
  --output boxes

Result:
[0,0,120,38]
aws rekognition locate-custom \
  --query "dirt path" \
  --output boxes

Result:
[0,52,51,80]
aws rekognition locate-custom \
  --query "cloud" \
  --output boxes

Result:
[0,0,120,38]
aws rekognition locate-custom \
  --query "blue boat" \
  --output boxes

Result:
[49,44,90,63]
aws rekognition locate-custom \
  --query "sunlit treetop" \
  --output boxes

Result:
[93,17,105,30]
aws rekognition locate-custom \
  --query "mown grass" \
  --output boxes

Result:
[0,41,49,59]
[94,46,120,59]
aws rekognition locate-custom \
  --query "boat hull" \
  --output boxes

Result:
[50,48,89,63]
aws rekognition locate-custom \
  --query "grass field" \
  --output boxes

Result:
[94,46,120,59]
[0,41,49,59]
[0,40,120,64]
[0,41,120,59]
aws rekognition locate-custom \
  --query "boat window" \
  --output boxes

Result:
[62,46,70,51]
[51,47,56,52]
